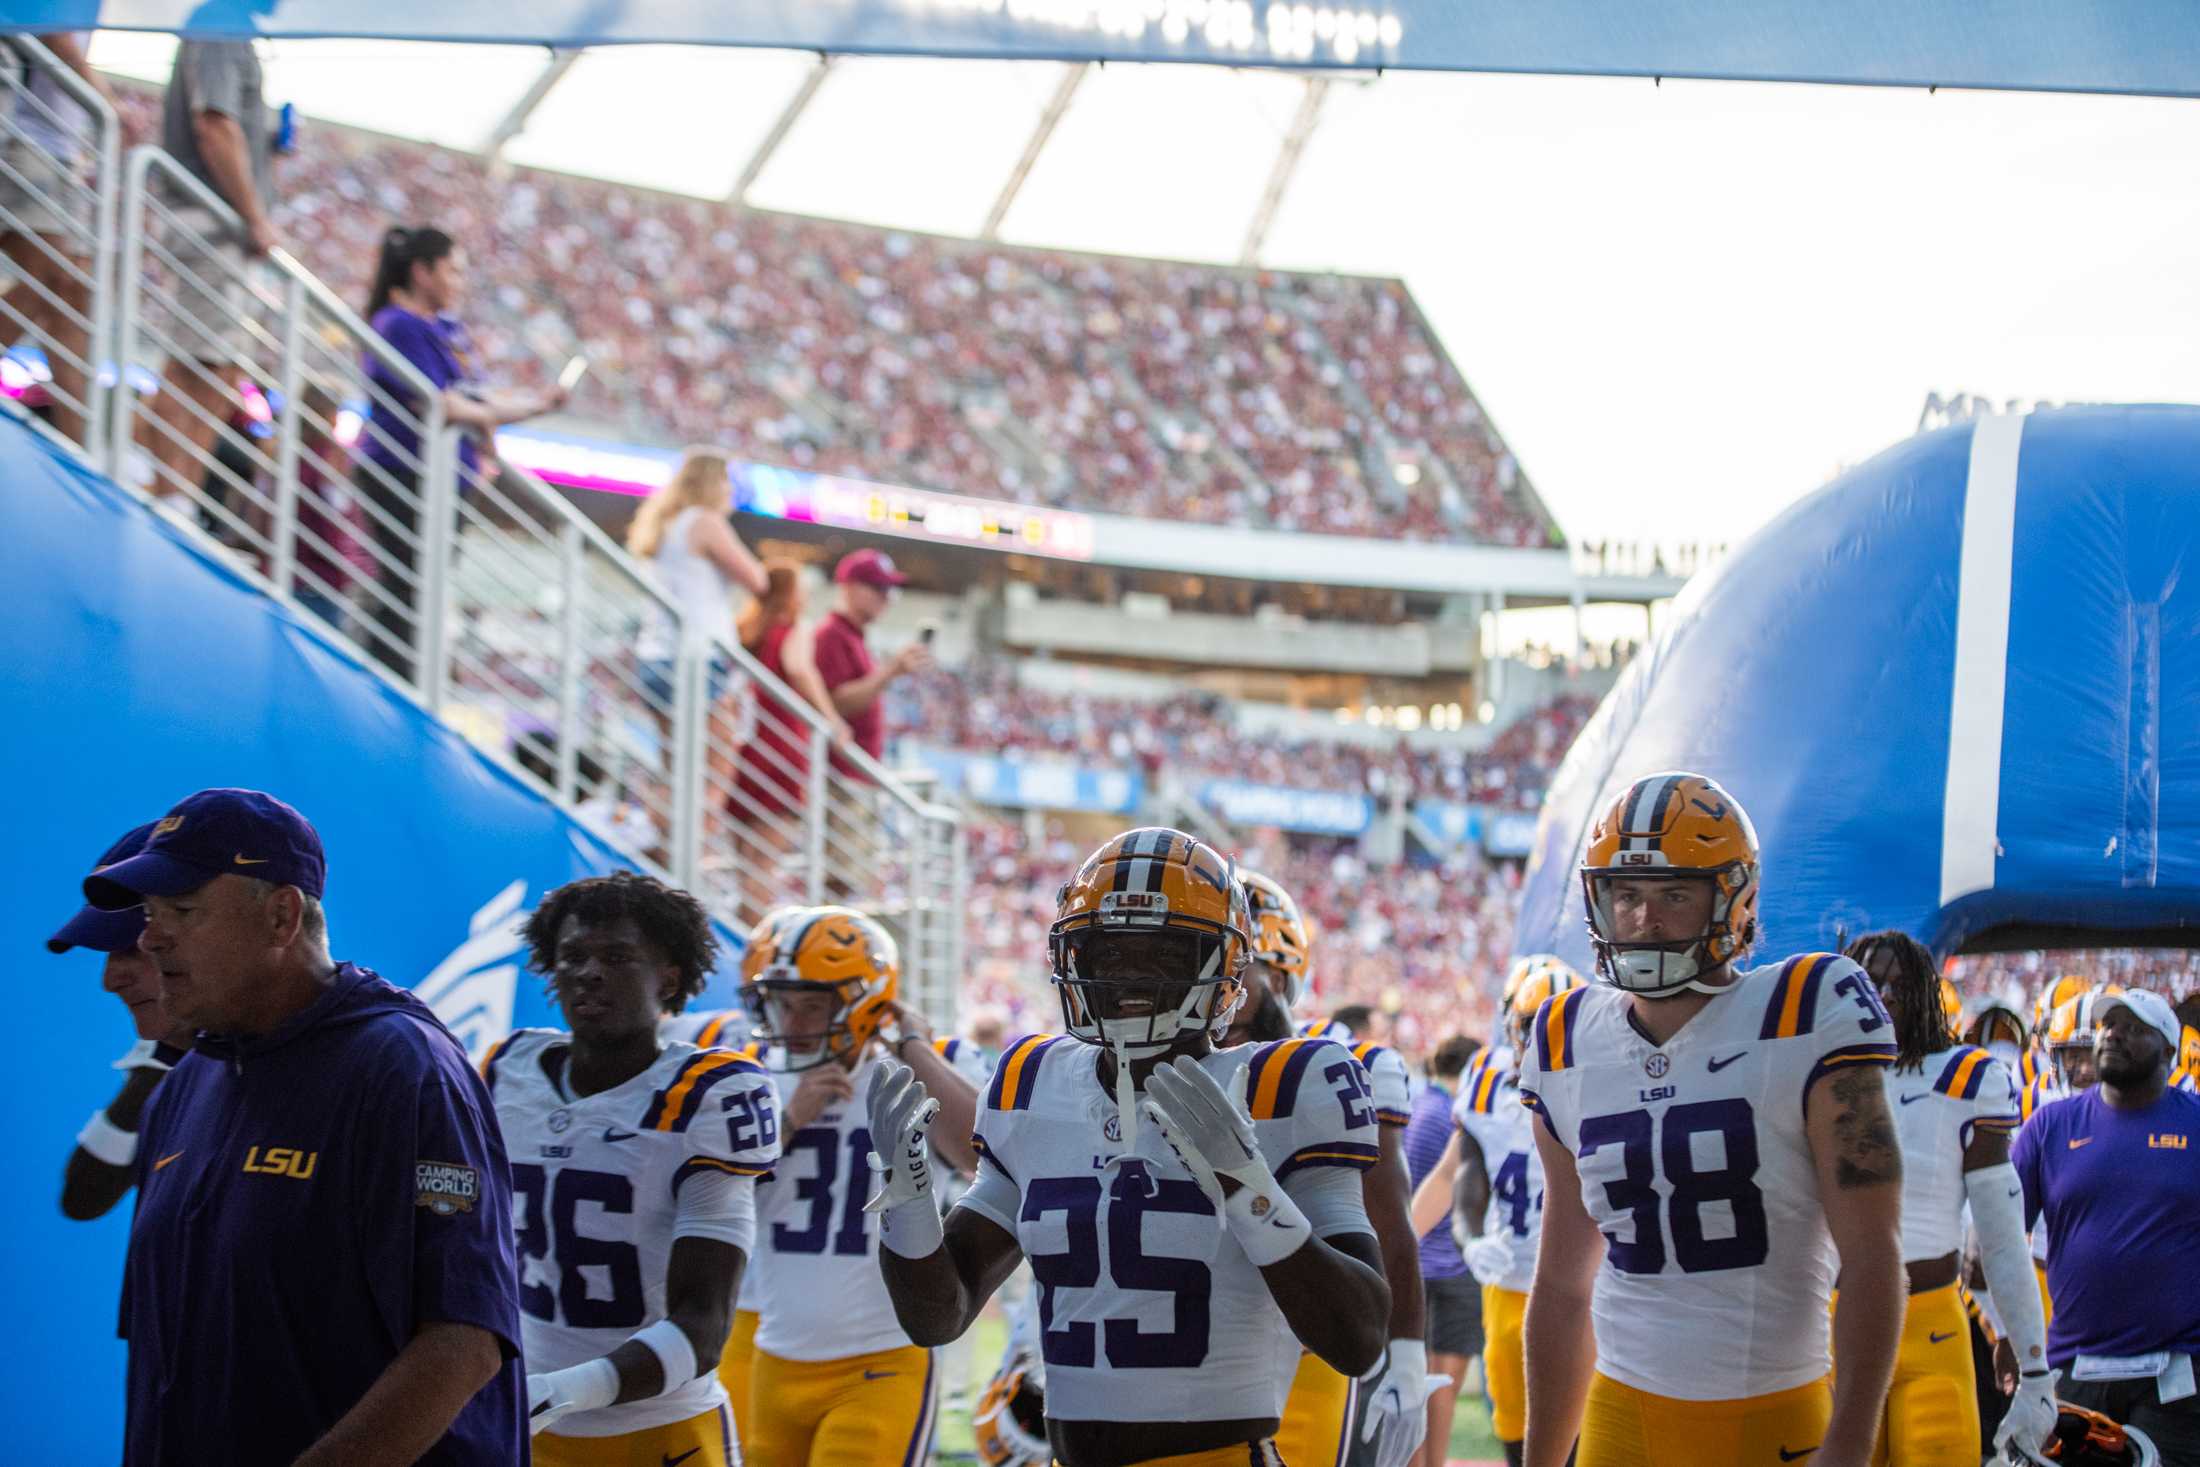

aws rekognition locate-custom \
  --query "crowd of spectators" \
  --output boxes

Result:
[886,662,1598,806]
[106,83,1558,549]
[958,816,1510,1054]
[1950,947,2200,1014]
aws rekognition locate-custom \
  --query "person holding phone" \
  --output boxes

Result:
[355,225,567,684]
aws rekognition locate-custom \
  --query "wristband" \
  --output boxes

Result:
[1222,1174,1313,1268]
[633,1319,698,1393]
[77,1109,139,1167]
[878,1189,946,1258]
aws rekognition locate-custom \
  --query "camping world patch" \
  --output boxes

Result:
[415,1161,480,1215]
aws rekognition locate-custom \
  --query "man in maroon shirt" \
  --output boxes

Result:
[785,548,931,894]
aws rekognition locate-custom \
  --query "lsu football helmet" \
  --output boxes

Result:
[1579,771,1760,998]
[1507,957,1585,1054]
[2003,1403,2159,1466]
[972,1351,1049,1467]
[1501,953,1563,1014]
[1965,1000,2030,1071]
[1940,977,1964,1027]
[2034,974,2089,1036]
[2046,983,2127,1078]
[743,905,899,1072]
[1240,868,1314,1015]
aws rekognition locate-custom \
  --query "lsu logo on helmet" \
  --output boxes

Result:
[1049,827,1250,1056]
[1579,771,1760,998]
[743,905,899,1072]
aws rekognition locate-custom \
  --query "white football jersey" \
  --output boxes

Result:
[958,1034,1381,1424]
[748,1050,916,1362]
[1887,1046,2020,1263]
[1519,954,1897,1401]
[486,1030,780,1436]
[1454,1065,1540,1293]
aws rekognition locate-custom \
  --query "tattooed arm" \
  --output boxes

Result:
[1806,1061,1905,1467]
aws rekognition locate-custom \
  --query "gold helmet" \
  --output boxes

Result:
[1049,827,1251,1056]
[1501,954,1563,1014]
[2034,974,2088,1034]
[738,904,806,985]
[743,905,899,1072]
[1963,1000,2028,1054]
[1939,978,1963,1027]
[1507,957,1585,1052]
[1239,868,1314,1015]
[2046,983,2127,1083]
[1579,772,1760,997]
[971,1351,1049,1466]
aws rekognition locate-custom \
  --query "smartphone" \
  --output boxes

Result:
[557,355,590,391]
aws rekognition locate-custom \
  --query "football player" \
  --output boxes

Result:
[740,905,980,1467]
[870,827,1392,1467]
[489,872,782,1465]
[1410,960,1584,1467]
[1245,869,1432,1467]
[2025,976,2088,1090]
[1520,772,1905,1467]
[1845,931,2051,1466]
[1962,1001,2028,1077]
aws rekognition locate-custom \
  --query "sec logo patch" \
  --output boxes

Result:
[1644,1054,1670,1079]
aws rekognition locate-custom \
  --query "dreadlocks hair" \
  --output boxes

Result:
[1846,929,1950,1074]
[524,871,721,1015]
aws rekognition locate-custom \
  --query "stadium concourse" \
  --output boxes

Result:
[101,82,1558,550]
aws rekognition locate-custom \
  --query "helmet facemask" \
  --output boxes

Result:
[1051,922,1243,1153]
[1581,865,1754,999]
[744,971,866,1073]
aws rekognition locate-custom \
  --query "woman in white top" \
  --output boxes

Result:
[627,449,769,845]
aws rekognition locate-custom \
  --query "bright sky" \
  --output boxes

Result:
[88,35,2200,548]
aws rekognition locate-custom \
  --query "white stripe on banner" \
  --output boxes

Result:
[1939,413,2025,907]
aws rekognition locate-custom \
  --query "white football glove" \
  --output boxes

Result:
[1360,1338,1452,1467]
[1140,1055,1311,1268]
[863,1061,945,1256]
[526,1359,617,1436]
[1465,1233,1514,1286]
[1993,1368,2059,1462]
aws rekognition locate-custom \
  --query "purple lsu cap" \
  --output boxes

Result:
[84,789,325,910]
[47,821,160,954]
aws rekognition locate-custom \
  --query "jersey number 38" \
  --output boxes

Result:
[1577,1097,1768,1275]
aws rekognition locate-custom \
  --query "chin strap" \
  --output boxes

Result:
[1112,1036,1140,1157]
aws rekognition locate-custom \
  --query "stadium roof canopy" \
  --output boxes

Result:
[27,1,2200,98]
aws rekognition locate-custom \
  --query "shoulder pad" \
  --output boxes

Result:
[985,1035,1067,1112]
[692,1011,748,1050]
[642,1047,770,1133]
[1932,1045,1995,1099]
[478,1027,555,1088]
[1244,1035,1348,1120]
[1530,985,1592,1073]
[1461,1058,1511,1114]
[1758,952,1848,1040]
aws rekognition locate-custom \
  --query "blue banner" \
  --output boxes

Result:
[909,746,1141,813]
[1201,779,1372,836]
[17,2,2200,98]
[0,420,742,1461]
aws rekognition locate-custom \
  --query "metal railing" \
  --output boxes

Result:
[0,36,120,462]
[86,140,963,1016]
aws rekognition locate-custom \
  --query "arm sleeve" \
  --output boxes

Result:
[952,1150,1021,1234]
[1965,1161,2048,1372]
[671,1166,757,1253]
[367,1039,525,1360]
[2010,1115,2044,1233]
[1284,1160,1375,1240]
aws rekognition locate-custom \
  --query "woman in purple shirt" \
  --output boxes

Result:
[356,225,565,683]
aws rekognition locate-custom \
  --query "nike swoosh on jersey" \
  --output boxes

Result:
[234,854,269,865]
[663,1450,701,1467]
[1899,1094,1926,1105]
[1708,1052,1746,1072]
[604,1128,639,1142]
[153,1151,184,1171]
[2069,1137,2095,1148]
[1929,1331,1957,1343]
[1779,1449,1818,1462]
[862,1369,898,1381]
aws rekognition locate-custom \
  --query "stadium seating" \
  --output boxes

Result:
[112,86,1558,549]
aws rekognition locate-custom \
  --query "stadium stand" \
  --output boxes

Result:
[108,84,1559,549]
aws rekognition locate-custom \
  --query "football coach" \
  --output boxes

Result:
[84,789,527,1466]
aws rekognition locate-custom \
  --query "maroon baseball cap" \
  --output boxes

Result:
[834,548,908,590]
